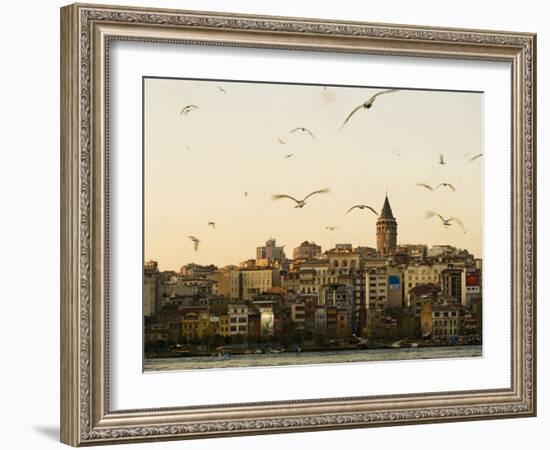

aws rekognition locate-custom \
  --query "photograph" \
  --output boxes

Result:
[143,77,484,371]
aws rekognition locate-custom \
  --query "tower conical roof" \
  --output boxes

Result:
[379,195,395,219]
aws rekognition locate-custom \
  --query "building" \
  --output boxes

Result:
[366,268,388,309]
[293,241,322,260]
[314,307,327,333]
[428,245,458,258]
[396,244,428,261]
[256,238,286,263]
[230,268,281,301]
[431,303,460,344]
[143,262,160,317]
[297,259,330,301]
[228,304,248,336]
[376,195,397,256]
[290,302,306,330]
[179,263,217,278]
[403,263,445,305]
[441,267,464,304]
[259,306,275,335]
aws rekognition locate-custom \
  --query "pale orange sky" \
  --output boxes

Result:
[144,78,483,271]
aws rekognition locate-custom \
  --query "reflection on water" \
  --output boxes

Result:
[144,345,482,372]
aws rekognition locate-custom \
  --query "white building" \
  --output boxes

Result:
[228,304,248,335]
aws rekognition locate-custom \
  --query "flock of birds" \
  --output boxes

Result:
[178,85,482,252]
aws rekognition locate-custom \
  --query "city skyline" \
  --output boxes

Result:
[144,78,483,270]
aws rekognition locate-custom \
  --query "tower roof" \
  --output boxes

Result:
[379,195,395,219]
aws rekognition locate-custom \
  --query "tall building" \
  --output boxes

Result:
[376,195,397,256]
[256,238,286,263]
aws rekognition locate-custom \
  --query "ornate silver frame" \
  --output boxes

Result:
[60,3,536,446]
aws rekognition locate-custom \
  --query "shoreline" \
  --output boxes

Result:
[145,341,482,360]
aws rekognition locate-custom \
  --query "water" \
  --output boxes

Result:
[144,345,482,371]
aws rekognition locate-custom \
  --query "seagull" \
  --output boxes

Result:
[395,149,402,157]
[244,191,248,198]
[290,127,315,139]
[185,144,191,151]
[325,226,338,231]
[340,89,398,130]
[438,154,446,165]
[188,236,200,251]
[179,104,199,116]
[278,138,286,145]
[208,222,216,229]
[346,204,378,215]
[436,182,456,191]
[271,188,330,208]
[284,154,294,159]
[425,211,465,230]
[216,86,227,94]
[469,153,483,162]
[416,183,434,191]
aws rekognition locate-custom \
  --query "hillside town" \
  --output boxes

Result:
[144,196,482,359]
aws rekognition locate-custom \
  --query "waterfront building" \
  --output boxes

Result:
[228,304,249,335]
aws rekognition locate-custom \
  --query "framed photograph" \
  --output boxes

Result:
[60,3,536,446]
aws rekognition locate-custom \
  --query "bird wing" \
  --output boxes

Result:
[436,183,456,192]
[346,205,364,214]
[303,188,330,201]
[417,183,433,191]
[304,128,315,139]
[367,88,399,103]
[272,194,300,204]
[180,105,198,115]
[424,210,438,220]
[339,103,364,130]
[365,206,378,215]
[217,86,227,93]
[469,154,483,162]
[437,214,447,223]
[449,217,465,230]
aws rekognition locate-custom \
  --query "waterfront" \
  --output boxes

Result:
[144,345,482,371]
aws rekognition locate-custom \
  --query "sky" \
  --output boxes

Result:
[144,77,483,271]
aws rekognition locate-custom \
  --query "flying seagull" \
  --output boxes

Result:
[284,154,294,159]
[278,138,286,145]
[188,236,200,251]
[244,191,248,198]
[436,182,456,191]
[185,144,191,151]
[325,226,338,231]
[290,127,315,139]
[469,153,483,163]
[272,188,330,208]
[438,154,446,165]
[416,183,434,191]
[346,204,378,215]
[425,211,465,231]
[340,89,399,130]
[216,86,227,94]
[179,104,199,116]
[208,222,216,229]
